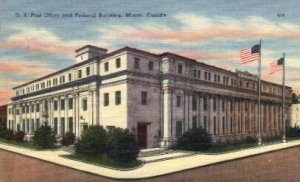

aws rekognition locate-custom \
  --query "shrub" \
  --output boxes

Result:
[5,129,14,140]
[287,126,300,137]
[33,126,56,149]
[244,136,257,144]
[75,125,107,154]
[13,131,25,142]
[107,128,139,162]
[176,127,211,151]
[61,132,75,146]
[0,124,8,139]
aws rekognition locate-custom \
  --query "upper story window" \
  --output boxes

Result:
[177,64,183,74]
[176,95,181,107]
[134,57,140,69]
[197,70,201,78]
[115,91,121,105]
[82,98,87,111]
[104,62,109,72]
[104,93,109,106]
[68,73,72,82]
[86,67,90,76]
[78,70,82,79]
[193,69,197,78]
[54,100,58,111]
[68,98,73,110]
[149,61,154,71]
[61,99,65,110]
[116,58,121,68]
[141,91,148,105]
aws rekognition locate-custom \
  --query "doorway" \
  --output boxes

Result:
[137,124,147,148]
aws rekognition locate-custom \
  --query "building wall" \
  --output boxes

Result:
[291,104,300,127]
[6,46,293,148]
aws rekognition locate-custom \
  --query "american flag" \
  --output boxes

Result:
[268,58,284,74]
[240,44,260,64]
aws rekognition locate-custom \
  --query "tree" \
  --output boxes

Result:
[176,127,211,151]
[33,126,56,149]
[75,125,107,154]
[107,128,139,162]
[292,93,299,104]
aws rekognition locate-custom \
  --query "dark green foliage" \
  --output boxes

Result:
[75,125,107,154]
[244,136,257,143]
[13,131,25,142]
[107,128,139,162]
[176,127,211,151]
[0,125,13,140]
[287,126,300,137]
[61,132,75,146]
[33,126,56,149]
[292,93,299,104]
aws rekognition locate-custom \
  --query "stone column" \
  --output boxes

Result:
[209,95,214,135]
[161,87,173,147]
[74,93,80,138]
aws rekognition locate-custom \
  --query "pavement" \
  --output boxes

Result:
[0,140,300,180]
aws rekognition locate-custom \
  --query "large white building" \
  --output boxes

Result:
[7,45,292,148]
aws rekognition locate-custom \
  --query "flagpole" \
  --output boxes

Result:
[282,53,286,143]
[258,40,262,145]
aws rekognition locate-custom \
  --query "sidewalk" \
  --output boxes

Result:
[0,140,300,180]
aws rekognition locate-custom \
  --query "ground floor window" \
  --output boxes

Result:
[54,118,58,135]
[82,123,88,132]
[106,125,115,133]
[176,121,183,138]
[61,118,65,136]
[192,116,197,129]
[31,119,34,134]
[36,119,40,130]
[204,116,207,132]
[213,117,217,135]
[68,117,73,132]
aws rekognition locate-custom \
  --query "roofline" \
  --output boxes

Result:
[13,46,158,89]
[75,45,108,53]
[12,46,292,90]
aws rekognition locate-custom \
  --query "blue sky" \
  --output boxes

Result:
[0,0,300,104]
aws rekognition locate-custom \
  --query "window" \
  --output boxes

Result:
[86,67,90,76]
[106,125,115,133]
[204,96,208,111]
[36,104,40,112]
[68,73,72,81]
[176,121,183,137]
[208,73,211,81]
[204,116,207,131]
[61,118,65,136]
[78,70,82,79]
[31,105,34,113]
[197,70,201,78]
[222,117,225,134]
[193,69,197,78]
[36,119,40,129]
[104,93,109,106]
[68,98,73,110]
[213,97,217,112]
[31,119,34,133]
[61,99,65,110]
[176,95,181,107]
[115,91,121,105]
[26,106,29,113]
[192,94,197,110]
[148,61,154,71]
[116,58,121,68]
[104,62,109,72]
[134,57,140,69]
[82,123,88,132]
[54,100,58,111]
[26,119,29,133]
[68,117,73,132]
[222,99,225,112]
[141,91,147,105]
[178,64,183,74]
[82,98,87,111]
[192,116,197,129]
[213,117,217,135]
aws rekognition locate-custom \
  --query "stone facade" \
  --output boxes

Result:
[291,104,300,127]
[7,45,292,148]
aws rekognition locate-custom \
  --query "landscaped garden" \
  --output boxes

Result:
[61,126,142,169]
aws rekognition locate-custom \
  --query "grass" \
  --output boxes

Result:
[62,153,143,170]
[0,138,59,150]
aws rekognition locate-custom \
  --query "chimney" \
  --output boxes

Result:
[75,45,108,63]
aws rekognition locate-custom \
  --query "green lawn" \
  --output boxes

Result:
[0,139,59,150]
[62,153,143,170]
